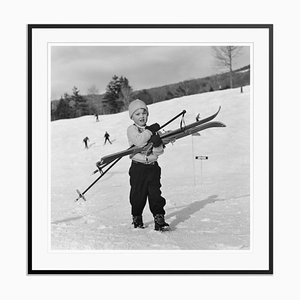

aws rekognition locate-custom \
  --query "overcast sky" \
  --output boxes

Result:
[51,46,250,100]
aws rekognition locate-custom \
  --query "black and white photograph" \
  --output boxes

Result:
[51,45,251,250]
[29,25,272,273]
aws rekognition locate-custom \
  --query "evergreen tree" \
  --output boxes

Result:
[103,75,133,113]
[71,86,89,117]
[56,96,70,119]
[103,75,121,113]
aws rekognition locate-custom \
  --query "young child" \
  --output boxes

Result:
[127,99,169,231]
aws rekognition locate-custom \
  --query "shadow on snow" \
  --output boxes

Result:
[167,195,225,228]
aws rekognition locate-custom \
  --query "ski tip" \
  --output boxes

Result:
[96,160,103,168]
[95,161,105,174]
[210,121,226,128]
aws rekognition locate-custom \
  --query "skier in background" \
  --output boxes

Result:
[104,131,112,145]
[95,114,99,122]
[127,99,169,231]
[83,136,89,149]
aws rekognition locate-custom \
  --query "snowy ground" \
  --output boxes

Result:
[51,86,250,250]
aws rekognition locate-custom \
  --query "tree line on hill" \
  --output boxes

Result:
[51,64,250,121]
[133,64,250,106]
[52,86,90,120]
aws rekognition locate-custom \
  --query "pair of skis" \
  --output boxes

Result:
[75,106,225,202]
[97,106,223,167]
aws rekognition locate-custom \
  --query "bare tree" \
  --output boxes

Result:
[180,80,191,96]
[212,46,242,88]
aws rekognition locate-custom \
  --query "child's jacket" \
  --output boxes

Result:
[127,124,164,164]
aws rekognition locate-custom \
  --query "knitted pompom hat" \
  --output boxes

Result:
[128,99,148,119]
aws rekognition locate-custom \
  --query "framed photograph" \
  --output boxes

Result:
[28,24,273,274]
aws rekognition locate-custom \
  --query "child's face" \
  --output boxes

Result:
[132,108,148,126]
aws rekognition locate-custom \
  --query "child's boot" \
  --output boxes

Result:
[132,215,144,228]
[154,214,169,231]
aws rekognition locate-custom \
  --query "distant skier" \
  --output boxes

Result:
[127,99,169,231]
[83,137,89,149]
[95,114,99,122]
[196,113,200,122]
[104,131,112,145]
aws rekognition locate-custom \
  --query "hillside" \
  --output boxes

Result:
[51,86,250,250]
[51,65,250,120]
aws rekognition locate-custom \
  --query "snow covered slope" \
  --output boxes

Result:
[51,86,250,250]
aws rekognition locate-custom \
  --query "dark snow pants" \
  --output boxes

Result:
[129,161,166,217]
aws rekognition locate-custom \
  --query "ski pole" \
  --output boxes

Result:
[76,110,188,200]
[75,156,122,201]
[158,110,186,131]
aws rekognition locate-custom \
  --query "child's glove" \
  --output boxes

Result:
[149,134,163,147]
[145,123,160,134]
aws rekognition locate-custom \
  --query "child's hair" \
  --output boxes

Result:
[128,99,148,119]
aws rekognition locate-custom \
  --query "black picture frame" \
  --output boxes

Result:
[28,24,273,274]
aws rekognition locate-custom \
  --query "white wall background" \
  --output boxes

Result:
[0,0,298,299]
